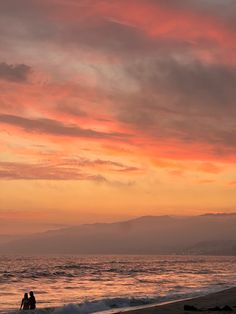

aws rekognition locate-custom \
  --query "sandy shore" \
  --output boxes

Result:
[121,287,236,314]
[7,287,236,314]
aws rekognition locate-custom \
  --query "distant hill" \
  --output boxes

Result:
[1,214,236,255]
[0,234,21,245]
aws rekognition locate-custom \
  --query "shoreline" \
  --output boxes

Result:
[5,287,236,314]
[98,297,194,314]
[114,287,236,314]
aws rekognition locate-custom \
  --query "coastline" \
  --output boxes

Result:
[7,287,236,314]
[116,287,236,314]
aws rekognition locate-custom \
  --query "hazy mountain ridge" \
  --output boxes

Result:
[1,214,236,255]
[0,234,21,245]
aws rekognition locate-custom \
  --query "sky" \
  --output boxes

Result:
[0,0,236,234]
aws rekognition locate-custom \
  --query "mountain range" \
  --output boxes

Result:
[1,214,236,255]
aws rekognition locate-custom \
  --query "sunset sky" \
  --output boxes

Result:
[1,0,236,234]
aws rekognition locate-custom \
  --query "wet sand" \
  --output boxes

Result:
[122,287,236,314]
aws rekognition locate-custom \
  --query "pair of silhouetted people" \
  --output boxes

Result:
[20,291,36,311]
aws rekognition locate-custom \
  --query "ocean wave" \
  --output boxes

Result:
[6,296,159,314]
[9,289,220,314]
[0,270,76,281]
[56,265,95,271]
[2,255,236,314]
[6,285,233,314]
[52,286,235,314]
[53,297,157,314]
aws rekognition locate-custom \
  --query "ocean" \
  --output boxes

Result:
[0,255,236,314]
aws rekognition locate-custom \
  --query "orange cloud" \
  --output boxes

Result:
[43,0,236,64]
[1,0,236,227]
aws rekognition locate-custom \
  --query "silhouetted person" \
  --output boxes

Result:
[20,293,29,310]
[29,291,36,310]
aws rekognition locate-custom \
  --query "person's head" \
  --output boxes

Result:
[24,293,28,299]
[29,291,34,297]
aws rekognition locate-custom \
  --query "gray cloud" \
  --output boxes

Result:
[1,0,233,64]
[128,58,236,113]
[0,0,236,157]
[0,114,130,140]
[56,102,87,117]
[112,58,236,150]
[0,62,31,82]
[0,161,107,181]
[61,18,180,58]
[63,157,141,173]
[0,161,135,187]
[149,0,236,23]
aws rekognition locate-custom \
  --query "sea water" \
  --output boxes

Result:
[0,255,236,313]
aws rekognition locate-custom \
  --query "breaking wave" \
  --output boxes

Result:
[6,296,180,314]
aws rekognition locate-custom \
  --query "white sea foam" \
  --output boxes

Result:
[5,297,154,314]
[6,296,176,314]
[53,301,110,314]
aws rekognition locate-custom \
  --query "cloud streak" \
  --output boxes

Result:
[0,114,130,140]
[0,160,136,188]
[0,62,31,82]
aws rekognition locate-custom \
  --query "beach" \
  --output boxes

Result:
[6,287,236,314]
[122,287,236,314]
[1,255,236,313]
